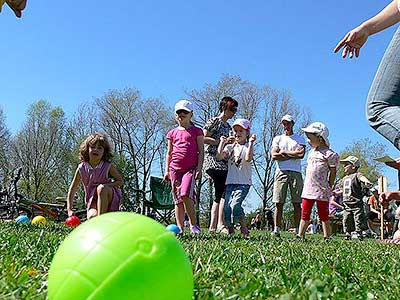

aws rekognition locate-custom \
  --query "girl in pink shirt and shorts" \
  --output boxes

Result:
[165,100,204,234]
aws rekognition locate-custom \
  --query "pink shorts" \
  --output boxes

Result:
[169,168,196,204]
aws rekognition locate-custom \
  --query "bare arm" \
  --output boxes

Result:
[164,139,172,181]
[334,0,400,58]
[361,0,400,35]
[328,166,337,188]
[107,164,124,187]
[67,168,81,216]
[217,136,229,160]
[280,145,306,159]
[271,146,289,161]
[385,158,400,170]
[380,191,400,206]
[245,134,256,162]
[196,135,204,179]
[330,195,344,210]
[204,128,235,146]
[203,128,220,146]
[370,202,381,215]
[359,175,373,188]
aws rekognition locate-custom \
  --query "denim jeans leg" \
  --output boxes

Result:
[366,26,400,150]
[231,185,250,225]
[224,185,233,227]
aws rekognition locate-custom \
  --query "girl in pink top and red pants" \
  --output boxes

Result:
[298,122,339,240]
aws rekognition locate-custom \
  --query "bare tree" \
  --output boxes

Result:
[185,74,244,125]
[95,88,171,211]
[62,102,101,205]
[10,100,69,201]
[0,108,11,184]
[251,87,312,221]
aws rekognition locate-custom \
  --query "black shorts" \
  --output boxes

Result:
[206,169,228,203]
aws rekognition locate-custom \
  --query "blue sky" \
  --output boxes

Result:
[1,0,399,190]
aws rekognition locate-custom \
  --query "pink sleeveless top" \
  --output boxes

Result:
[78,161,122,211]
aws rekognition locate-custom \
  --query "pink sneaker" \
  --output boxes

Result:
[190,225,201,234]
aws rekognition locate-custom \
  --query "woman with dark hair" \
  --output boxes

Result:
[203,96,238,232]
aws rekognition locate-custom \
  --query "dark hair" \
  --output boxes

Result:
[79,132,113,162]
[219,96,238,112]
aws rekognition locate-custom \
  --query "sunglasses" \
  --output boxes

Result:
[229,106,238,113]
[176,110,191,115]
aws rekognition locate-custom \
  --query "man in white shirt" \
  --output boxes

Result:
[271,115,306,237]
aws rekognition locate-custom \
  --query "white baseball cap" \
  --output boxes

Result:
[175,100,193,113]
[340,155,361,167]
[233,118,251,130]
[281,114,294,123]
[302,122,330,146]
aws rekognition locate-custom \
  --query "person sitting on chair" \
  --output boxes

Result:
[368,187,395,237]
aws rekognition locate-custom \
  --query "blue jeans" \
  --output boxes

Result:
[224,184,250,227]
[367,26,400,150]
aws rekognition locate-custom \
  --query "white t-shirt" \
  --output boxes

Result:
[272,133,306,172]
[223,143,252,185]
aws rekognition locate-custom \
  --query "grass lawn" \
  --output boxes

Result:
[1,221,400,300]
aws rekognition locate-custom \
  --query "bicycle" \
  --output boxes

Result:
[24,196,87,222]
[0,168,87,222]
[0,168,32,221]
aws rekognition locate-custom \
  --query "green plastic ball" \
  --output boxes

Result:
[48,212,193,300]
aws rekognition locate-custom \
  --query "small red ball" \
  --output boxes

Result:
[65,215,81,227]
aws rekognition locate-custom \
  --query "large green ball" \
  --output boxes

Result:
[48,212,193,300]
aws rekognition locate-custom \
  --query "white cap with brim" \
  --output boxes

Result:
[281,114,294,123]
[175,100,193,112]
[233,118,251,130]
[340,155,361,167]
[302,122,330,147]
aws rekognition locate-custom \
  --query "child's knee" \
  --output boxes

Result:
[97,184,112,196]
[87,208,98,219]
[96,184,105,194]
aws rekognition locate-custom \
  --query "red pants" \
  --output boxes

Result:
[301,198,329,222]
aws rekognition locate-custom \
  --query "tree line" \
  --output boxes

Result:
[0,74,387,224]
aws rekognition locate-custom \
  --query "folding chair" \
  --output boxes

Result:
[139,176,175,224]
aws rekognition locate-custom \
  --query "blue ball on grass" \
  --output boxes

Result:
[15,215,30,224]
[166,224,181,235]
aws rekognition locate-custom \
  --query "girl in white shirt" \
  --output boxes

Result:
[217,118,256,237]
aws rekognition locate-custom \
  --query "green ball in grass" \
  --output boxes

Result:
[48,212,193,300]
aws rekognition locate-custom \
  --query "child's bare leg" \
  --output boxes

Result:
[209,201,218,230]
[97,184,113,215]
[298,219,311,237]
[321,220,331,238]
[182,196,197,226]
[218,198,226,228]
[175,203,185,230]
